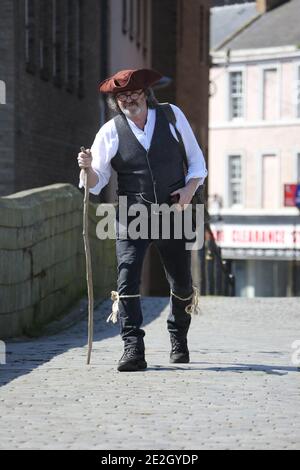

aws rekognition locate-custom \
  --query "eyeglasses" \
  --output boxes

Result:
[116,90,144,102]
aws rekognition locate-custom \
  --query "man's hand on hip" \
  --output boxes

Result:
[170,186,194,211]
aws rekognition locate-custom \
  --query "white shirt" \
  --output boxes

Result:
[78,104,208,196]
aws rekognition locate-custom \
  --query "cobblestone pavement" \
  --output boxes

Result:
[0,297,299,450]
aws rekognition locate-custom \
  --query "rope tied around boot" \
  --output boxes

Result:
[170,286,201,315]
[107,291,141,324]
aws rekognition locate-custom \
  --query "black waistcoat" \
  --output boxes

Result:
[111,105,185,205]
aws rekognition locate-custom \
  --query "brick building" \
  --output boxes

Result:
[0,0,106,197]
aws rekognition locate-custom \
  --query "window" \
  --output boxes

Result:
[129,0,134,41]
[76,0,84,98]
[24,0,83,96]
[143,0,148,57]
[179,0,184,49]
[136,0,141,48]
[52,0,62,86]
[122,0,128,34]
[25,0,36,73]
[228,155,242,207]
[39,0,51,80]
[63,0,83,96]
[297,65,300,118]
[229,71,244,119]
[262,68,278,120]
[65,0,76,92]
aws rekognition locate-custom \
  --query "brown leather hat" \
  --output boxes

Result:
[99,68,163,94]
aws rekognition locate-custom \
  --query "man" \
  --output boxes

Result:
[78,68,207,372]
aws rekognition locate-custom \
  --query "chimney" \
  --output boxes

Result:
[256,0,289,14]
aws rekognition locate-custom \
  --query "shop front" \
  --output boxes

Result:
[211,216,300,297]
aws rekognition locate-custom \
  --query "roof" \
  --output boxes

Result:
[213,0,300,51]
[210,2,258,50]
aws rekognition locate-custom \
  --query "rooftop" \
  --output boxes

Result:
[211,0,300,51]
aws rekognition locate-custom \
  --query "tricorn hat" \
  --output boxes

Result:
[99,68,163,94]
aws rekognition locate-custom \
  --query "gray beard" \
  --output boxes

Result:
[121,103,143,118]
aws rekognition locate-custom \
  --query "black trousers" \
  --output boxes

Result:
[115,209,194,351]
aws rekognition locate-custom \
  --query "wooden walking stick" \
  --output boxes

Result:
[80,146,94,365]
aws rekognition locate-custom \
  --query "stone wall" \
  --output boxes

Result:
[0,184,117,338]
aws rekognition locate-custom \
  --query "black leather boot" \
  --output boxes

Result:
[117,347,147,372]
[170,335,190,363]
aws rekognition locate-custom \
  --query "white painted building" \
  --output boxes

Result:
[209,0,300,297]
